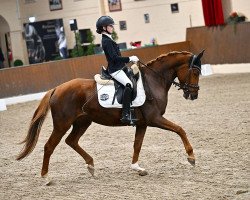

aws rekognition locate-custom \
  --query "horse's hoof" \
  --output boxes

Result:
[42,174,53,186]
[45,179,54,186]
[138,170,148,176]
[187,157,195,166]
[87,165,95,176]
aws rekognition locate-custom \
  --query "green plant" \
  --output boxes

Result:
[70,32,84,58]
[53,55,63,60]
[13,59,23,67]
[87,29,95,43]
[86,43,95,55]
[112,30,118,41]
[70,30,96,57]
[85,30,96,56]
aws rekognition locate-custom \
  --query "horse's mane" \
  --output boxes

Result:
[146,51,191,67]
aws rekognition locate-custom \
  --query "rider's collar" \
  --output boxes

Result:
[102,33,113,40]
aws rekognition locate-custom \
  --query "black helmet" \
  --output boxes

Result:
[96,16,114,34]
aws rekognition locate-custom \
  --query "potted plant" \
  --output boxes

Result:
[13,59,24,67]
[227,11,247,24]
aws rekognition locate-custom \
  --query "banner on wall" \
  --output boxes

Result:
[24,19,66,64]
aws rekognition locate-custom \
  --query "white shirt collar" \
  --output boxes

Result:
[103,33,113,40]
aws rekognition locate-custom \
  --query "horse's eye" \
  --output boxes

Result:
[193,70,199,77]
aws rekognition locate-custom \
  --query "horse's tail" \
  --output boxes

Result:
[16,88,56,160]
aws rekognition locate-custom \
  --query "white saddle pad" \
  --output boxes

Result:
[96,72,146,108]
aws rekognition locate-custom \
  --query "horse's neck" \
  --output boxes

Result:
[142,64,176,103]
[146,61,177,87]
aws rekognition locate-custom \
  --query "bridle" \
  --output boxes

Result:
[172,55,201,93]
[138,54,201,93]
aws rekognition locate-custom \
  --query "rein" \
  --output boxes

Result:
[138,61,184,91]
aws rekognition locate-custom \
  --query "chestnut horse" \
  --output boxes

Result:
[17,50,204,178]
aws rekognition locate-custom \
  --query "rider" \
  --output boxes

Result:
[96,16,139,124]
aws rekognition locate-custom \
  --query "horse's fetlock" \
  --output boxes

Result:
[41,170,48,177]
[186,147,194,158]
[187,148,193,155]
[86,158,94,166]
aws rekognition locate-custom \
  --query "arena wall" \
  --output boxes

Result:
[186,22,250,64]
[0,41,190,98]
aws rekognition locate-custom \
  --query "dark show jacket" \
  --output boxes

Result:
[102,34,129,74]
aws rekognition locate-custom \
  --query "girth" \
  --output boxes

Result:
[100,66,139,104]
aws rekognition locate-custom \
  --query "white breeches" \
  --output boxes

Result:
[110,70,133,88]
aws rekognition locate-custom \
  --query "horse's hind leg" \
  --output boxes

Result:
[41,126,70,178]
[65,116,94,176]
[152,116,195,166]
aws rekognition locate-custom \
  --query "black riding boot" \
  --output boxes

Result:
[121,84,133,124]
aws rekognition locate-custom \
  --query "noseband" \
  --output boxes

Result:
[172,55,201,93]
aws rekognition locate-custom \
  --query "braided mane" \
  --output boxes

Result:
[146,51,191,67]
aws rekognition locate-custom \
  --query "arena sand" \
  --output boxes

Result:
[0,73,249,200]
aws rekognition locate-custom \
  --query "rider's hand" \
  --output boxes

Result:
[129,56,139,63]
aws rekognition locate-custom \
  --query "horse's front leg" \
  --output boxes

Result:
[152,116,195,166]
[131,125,148,176]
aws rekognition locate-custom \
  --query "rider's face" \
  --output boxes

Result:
[106,25,114,33]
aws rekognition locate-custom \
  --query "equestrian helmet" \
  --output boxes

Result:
[96,16,114,34]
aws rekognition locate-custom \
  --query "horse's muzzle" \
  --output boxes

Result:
[190,93,198,100]
[183,92,198,100]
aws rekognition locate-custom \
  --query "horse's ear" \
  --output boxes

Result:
[197,49,205,60]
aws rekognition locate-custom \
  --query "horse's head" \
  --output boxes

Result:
[175,50,205,100]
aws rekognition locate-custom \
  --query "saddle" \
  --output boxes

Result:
[100,65,140,105]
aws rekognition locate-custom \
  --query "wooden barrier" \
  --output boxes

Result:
[0,42,190,98]
[187,22,250,64]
